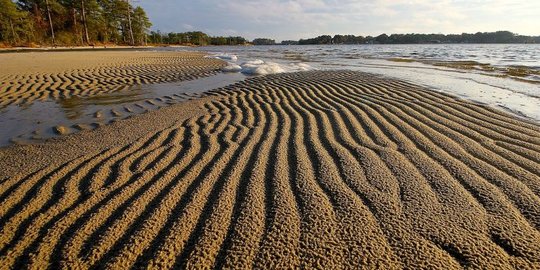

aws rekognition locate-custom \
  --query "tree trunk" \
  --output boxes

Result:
[121,25,126,43]
[126,0,134,45]
[9,18,18,44]
[139,16,144,45]
[44,0,56,45]
[81,0,90,44]
[72,8,77,29]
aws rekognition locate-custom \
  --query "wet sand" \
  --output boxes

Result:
[1,62,540,268]
[0,51,235,145]
[0,50,225,107]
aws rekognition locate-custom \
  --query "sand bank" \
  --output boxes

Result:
[0,51,232,145]
[0,51,225,107]
[1,70,539,269]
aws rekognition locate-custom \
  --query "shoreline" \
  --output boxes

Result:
[1,52,539,268]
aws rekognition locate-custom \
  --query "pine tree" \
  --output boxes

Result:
[131,6,150,45]
[1,0,151,46]
[0,0,31,44]
[98,0,126,43]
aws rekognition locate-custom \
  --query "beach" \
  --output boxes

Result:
[1,51,540,269]
[0,51,224,107]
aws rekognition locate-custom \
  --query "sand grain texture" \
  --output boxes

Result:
[1,70,540,269]
[0,51,225,107]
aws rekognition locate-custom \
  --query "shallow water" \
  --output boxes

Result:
[172,44,540,122]
[180,44,540,68]
[0,72,246,146]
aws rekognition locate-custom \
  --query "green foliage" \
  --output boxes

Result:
[0,0,151,46]
[210,36,246,45]
[296,31,540,45]
[132,6,151,45]
[0,0,33,44]
[299,35,332,45]
[375,34,389,44]
[252,38,275,45]
[331,35,362,44]
[280,40,299,45]
[54,30,78,44]
[148,31,248,46]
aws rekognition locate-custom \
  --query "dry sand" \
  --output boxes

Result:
[1,57,540,269]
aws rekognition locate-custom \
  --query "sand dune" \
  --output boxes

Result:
[1,71,540,269]
[0,51,224,107]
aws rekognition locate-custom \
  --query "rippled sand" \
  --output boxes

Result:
[0,51,225,107]
[1,68,540,269]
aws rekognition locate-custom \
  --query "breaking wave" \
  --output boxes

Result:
[222,59,311,75]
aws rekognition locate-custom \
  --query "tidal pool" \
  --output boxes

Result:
[0,72,246,146]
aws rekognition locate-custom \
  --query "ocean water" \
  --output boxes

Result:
[174,44,540,122]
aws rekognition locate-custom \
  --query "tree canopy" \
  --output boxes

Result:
[147,31,248,46]
[252,38,275,45]
[293,31,540,45]
[0,0,151,46]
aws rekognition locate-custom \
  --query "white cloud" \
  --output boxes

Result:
[138,0,540,40]
[182,24,194,30]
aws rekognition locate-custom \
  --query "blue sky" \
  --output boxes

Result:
[137,0,540,41]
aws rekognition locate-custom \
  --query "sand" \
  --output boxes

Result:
[0,51,225,107]
[1,60,540,269]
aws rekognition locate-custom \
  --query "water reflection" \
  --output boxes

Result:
[0,72,246,146]
[57,86,149,120]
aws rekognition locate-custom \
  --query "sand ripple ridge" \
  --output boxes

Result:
[0,52,225,107]
[1,70,540,269]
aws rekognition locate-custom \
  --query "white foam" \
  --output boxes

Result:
[240,60,286,75]
[207,53,238,61]
[221,59,312,75]
[293,63,312,71]
[221,63,242,72]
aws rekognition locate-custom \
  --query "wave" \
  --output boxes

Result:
[206,53,238,62]
[222,59,312,75]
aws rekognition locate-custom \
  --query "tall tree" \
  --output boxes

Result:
[98,0,126,43]
[44,0,55,44]
[17,0,65,44]
[80,0,89,43]
[2,0,152,46]
[0,0,31,44]
[17,0,46,42]
[95,0,111,41]
[124,0,133,45]
[131,6,150,45]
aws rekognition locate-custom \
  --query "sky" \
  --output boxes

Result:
[137,0,540,41]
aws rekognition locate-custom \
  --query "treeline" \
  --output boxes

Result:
[252,38,275,45]
[148,31,247,46]
[0,0,151,46]
[293,31,540,45]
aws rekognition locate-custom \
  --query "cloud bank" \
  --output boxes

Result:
[138,0,540,41]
